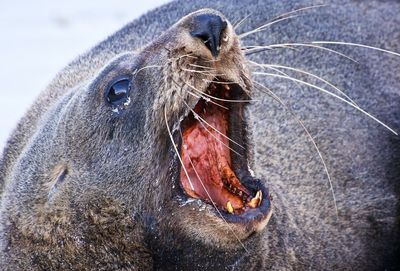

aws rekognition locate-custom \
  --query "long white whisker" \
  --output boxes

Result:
[168,53,198,62]
[250,61,304,91]
[253,80,339,216]
[172,79,229,110]
[189,63,216,70]
[239,15,300,39]
[180,67,218,76]
[186,90,201,99]
[233,12,253,30]
[175,82,229,110]
[202,79,241,85]
[239,4,327,38]
[185,81,256,103]
[164,106,194,191]
[244,44,358,63]
[250,61,359,106]
[271,4,328,21]
[253,72,398,135]
[311,41,400,57]
[186,89,228,109]
[133,65,163,76]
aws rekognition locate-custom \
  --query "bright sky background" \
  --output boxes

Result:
[0,0,171,149]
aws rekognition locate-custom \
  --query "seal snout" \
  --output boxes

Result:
[190,14,228,58]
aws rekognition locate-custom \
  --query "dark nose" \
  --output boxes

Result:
[190,14,227,58]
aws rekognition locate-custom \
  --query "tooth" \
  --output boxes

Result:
[248,190,262,208]
[256,190,262,206]
[226,201,234,214]
[224,85,230,90]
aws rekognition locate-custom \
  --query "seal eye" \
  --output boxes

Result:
[105,77,131,105]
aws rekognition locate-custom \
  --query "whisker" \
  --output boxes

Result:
[180,67,218,76]
[243,44,358,63]
[233,12,253,30]
[186,89,202,99]
[244,44,299,52]
[277,44,300,52]
[202,79,240,85]
[239,4,327,38]
[181,100,245,154]
[253,80,339,216]
[250,61,359,106]
[311,41,400,58]
[178,126,249,253]
[250,61,304,91]
[202,59,225,65]
[184,81,256,104]
[198,88,257,103]
[172,79,229,110]
[271,4,328,21]
[133,65,163,76]
[169,53,198,61]
[253,72,398,135]
[189,63,216,70]
[187,82,255,103]
[164,106,194,191]
[239,15,300,39]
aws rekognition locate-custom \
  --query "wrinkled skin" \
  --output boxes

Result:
[0,0,399,270]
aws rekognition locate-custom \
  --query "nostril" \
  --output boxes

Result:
[190,14,228,58]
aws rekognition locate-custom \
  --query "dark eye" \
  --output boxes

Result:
[105,77,131,105]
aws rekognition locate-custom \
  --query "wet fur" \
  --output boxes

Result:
[0,0,399,270]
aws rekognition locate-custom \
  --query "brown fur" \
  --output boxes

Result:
[1,1,399,270]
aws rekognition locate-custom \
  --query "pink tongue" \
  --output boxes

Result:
[180,102,247,210]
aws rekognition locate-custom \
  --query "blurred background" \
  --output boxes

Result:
[0,0,171,149]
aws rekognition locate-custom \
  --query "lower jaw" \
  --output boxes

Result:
[172,189,272,246]
[175,96,272,233]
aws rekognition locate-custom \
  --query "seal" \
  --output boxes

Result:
[0,8,272,270]
[1,0,400,270]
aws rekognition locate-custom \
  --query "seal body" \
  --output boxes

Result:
[0,0,399,270]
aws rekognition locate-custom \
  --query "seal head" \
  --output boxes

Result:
[0,9,271,269]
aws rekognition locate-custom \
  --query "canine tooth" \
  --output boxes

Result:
[224,85,230,90]
[248,190,262,208]
[247,198,257,208]
[226,201,234,214]
[256,190,262,206]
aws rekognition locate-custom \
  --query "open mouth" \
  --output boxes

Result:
[179,79,272,225]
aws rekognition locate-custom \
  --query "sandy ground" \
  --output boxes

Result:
[0,0,171,149]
